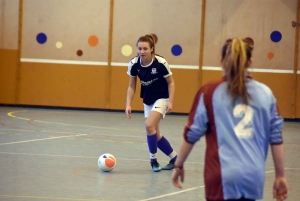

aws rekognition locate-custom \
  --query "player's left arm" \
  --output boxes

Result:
[165,75,175,114]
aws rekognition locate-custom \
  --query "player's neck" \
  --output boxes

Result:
[141,57,152,66]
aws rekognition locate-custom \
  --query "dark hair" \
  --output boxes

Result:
[136,33,158,58]
[221,38,254,105]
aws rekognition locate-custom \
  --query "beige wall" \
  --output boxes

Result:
[22,0,110,62]
[204,0,296,70]
[0,0,19,50]
[112,0,202,66]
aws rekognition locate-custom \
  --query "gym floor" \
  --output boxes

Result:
[0,106,299,201]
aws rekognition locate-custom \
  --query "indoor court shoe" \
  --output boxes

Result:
[162,161,175,170]
[150,161,162,172]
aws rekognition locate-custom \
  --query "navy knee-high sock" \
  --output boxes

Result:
[147,134,158,163]
[157,136,177,162]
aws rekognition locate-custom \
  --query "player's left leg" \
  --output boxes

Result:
[156,123,177,170]
[152,98,177,170]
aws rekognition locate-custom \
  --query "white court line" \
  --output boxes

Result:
[0,152,203,164]
[0,128,88,135]
[0,134,87,146]
[7,110,145,133]
[138,186,204,201]
[0,151,297,200]
[0,194,104,201]
[138,168,298,201]
[0,128,184,139]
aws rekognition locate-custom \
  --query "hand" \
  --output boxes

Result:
[166,102,173,114]
[273,177,289,201]
[125,106,132,119]
[172,167,184,189]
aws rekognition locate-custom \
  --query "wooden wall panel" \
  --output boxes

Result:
[19,63,108,109]
[0,50,18,104]
[109,66,143,111]
[296,74,300,118]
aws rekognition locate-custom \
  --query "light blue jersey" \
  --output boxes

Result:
[183,76,283,200]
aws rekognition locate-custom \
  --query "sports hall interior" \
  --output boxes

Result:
[0,0,299,200]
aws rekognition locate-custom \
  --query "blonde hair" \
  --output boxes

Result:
[221,38,253,105]
[136,33,158,58]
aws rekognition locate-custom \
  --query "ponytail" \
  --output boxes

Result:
[222,38,253,105]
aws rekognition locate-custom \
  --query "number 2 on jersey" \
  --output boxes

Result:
[233,104,254,138]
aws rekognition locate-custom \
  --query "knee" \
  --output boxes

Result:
[145,122,156,135]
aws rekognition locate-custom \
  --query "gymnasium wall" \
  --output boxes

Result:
[0,0,19,104]
[0,0,299,118]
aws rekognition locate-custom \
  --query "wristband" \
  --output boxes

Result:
[174,165,183,169]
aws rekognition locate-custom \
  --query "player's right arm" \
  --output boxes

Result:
[125,76,137,119]
[126,58,138,119]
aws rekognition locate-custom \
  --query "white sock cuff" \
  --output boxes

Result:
[168,151,177,159]
[150,153,157,159]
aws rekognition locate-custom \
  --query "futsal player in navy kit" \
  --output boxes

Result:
[172,38,289,201]
[125,34,177,172]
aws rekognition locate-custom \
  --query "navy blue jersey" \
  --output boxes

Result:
[127,55,172,105]
[183,75,283,200]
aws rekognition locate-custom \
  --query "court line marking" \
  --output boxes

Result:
[0,134,87,146]
[8,110,146,133]
[0,128,184,143]
[0,152,203,164]
[0,194,106,201]
[138,186,204,201]
[0,151,297,200]
[138,168,298,201]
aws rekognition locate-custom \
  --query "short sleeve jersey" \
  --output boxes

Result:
[183,75,283,200]
[127,55,172,105]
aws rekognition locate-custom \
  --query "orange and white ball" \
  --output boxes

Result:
[98,153,116,172]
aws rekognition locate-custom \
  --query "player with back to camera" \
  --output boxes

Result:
[172,38,289,201]
[125,34,177,172]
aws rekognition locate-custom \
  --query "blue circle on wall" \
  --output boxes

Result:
[171,45,182,56]
[36,33,47,44]
[270,31,282,43]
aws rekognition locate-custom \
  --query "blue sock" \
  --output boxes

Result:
[157,136,177,162]
[147,134,158,163]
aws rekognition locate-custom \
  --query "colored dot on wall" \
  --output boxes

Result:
[121,45,132,56]
[267,52,274,60]
[77,50,83,56]
[270,31,282,43]
[88,35,99,47]
[171,45,182,56]
[36,33,47,44]
[56,41,63,49]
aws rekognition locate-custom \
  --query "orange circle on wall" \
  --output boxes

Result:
[88,35,99,47]
[267,52,274,59]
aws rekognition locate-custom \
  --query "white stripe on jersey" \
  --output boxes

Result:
[155,55,172,77]
[127,56,138,76]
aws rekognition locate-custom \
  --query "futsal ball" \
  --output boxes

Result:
[98,153,116,172]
